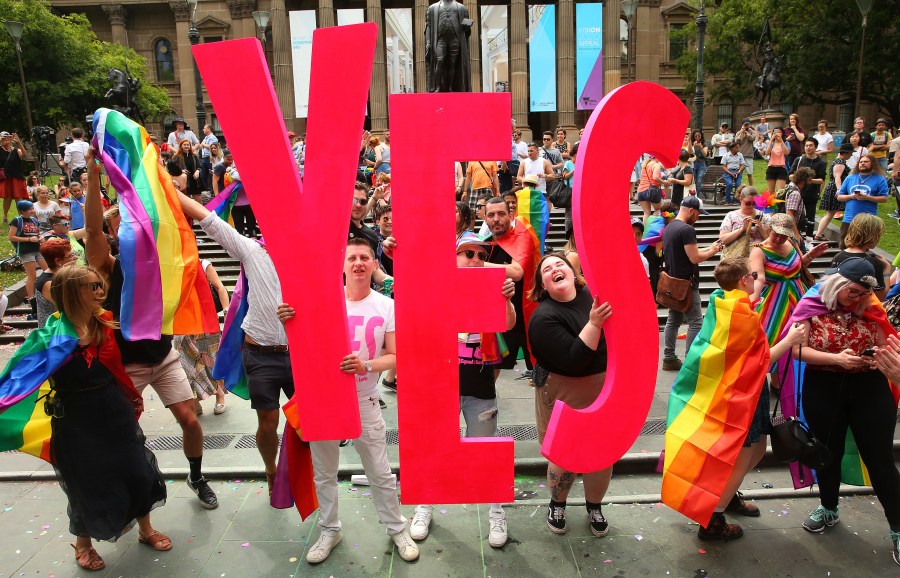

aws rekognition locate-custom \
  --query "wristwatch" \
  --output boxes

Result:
[363,360,372,373]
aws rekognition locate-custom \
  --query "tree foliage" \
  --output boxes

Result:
[673,0,900,122]
[0,0,170,137]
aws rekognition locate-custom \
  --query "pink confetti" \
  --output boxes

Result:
[604,559,613,563]
[698,548,707,554]
[241,542,250,548]
[634,534,643,541]
[538,484,546,488]
[439,509,448,514]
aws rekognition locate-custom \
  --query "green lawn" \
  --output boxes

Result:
[748,158,899,258]
[0,175,63,292]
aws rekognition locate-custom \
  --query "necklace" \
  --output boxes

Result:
[858,172,872,185]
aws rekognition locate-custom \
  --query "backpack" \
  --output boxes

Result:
[773,187,789,214]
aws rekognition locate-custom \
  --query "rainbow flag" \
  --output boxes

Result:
[271,398,319,520]
[212,270,250,400]
[638,215,666,254]
[777,285,900,488]
[516,187,550,254]
[662,289,771,526]
[205,181,243,228]
[92,108,219,341]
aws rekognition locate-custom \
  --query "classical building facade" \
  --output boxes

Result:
[51,0,867,142]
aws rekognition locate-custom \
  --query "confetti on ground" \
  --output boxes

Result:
[634,534,643,540]
[538,484,546,488]
[362,492,372,497]
[652,517,660,523]
[698,549,707,554]
[289,557,297,562]
[241,542,249,548]
[440,509,448,514]
[604,559,613,563]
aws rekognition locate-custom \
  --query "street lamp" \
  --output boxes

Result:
[3,20,34,138]
[853,0,873,119]
[622,0,637,83]
[251,10,270,49]
[186,0,207,130]
[692,0,707,133]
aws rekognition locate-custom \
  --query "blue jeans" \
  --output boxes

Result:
[663,287,703,360]
[693,162,707,194]
[723,172,742,203]
[460,396,498,438]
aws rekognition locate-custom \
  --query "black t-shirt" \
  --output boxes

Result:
[374,228,394,277]
[459,341,497,399]
[791,155,827,199]
[672,164,694,200]
[855,130,873,148]
[104,258,173,365]
[486,240,525,328]
[528,285,607,377]
[213,164,227,194]
[348,221,379,254]
[663,219,700,289]
[36,271,53,295]
[0,146,25,179]
[12,216,40,254]
[830,250,886,291]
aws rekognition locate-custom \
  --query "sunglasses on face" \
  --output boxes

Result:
[743,271,758,281]
[457,249,487,260]
[476,204,486,209]
[352,198,367,206]
[82,281,103,291]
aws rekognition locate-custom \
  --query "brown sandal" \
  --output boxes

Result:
[138,530,173,551]
[71,543,106,571]
[266,471,276,497]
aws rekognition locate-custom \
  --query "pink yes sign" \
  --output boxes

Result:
[193,28,687,501]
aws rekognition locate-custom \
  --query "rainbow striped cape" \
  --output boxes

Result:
[662,289,771,526]
[270,398,319,520]
[0,311,139,463]
[211,270,250,399]
[206,181,243,228]
[777,285,900,488]
[92,108,219,340]
[515,187,549,255]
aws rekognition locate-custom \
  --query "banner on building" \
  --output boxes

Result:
[337,9,364,26]
[575,4,603,110]
[289,10,316,119]
[528,5,556,112]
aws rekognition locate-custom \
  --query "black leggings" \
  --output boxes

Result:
[232,205,257,238]
[803,368,900,528]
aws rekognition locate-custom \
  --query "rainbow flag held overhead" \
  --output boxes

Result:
[212,270,250,400]
[777,285,900,489]
[92,108,219,341]
[516,187,550,255]
[205,181,243,228]
[662,289,771,526]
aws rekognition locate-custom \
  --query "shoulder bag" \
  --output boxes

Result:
[547,178,572,209]
[655,271,692,313]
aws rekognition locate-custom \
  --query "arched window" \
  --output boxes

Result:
[619,17,629,65]
[154,39,175,82]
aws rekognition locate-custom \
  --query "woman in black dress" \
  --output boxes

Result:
[173,138,202,201]
[48,265,169,571]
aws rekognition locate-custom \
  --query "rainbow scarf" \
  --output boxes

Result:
[206,181,242,228]
[212,270,250,399]
[662,289,771,526]
[92,108,219,340]
[776,285,900,488]
[270,397,319,520]
[0,311,139,463]
[515,187,550,255]
[638,215,666,254]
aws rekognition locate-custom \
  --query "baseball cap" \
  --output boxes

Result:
[16,200,34,212]
[456,231,490,251]
[0,131,10,138]
[681,196,709,215]
[631,217,644,231]
[742,118,751,125]
[823,257,878,289]
[287,131,296,138]
[769,213,794,237]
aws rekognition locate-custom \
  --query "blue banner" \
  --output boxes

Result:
[528,5,556,112]
[575,4,603,110]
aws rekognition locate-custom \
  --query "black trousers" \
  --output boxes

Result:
[232,205,257,238]
[803,368,900,528]
[802,196,818,236]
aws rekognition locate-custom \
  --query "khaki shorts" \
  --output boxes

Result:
[125,348,193,407]
[535,371,606,445]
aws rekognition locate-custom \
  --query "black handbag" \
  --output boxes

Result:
[546,178,572,209]
[769,345,833,473]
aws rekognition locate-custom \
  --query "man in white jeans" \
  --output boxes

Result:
[278,238,418,565]
[408,232,517,548]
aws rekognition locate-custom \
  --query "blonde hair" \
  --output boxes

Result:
[843,213,884,249]
[49,264,116,345]
[103,205,119,223]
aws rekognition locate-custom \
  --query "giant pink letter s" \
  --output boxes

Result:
[391,93,515,504]
[193,25,376,440]
[542,82,690,472]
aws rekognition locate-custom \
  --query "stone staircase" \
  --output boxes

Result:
[0,204,840,345]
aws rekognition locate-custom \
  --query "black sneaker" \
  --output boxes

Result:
[187,477,219,510]
[587,508,609,537]
[382,379,397,392]
[547,505,567,534]
[698,512,743,541]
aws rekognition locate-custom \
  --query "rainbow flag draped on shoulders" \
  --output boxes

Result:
[662,289,771,526]
[777,284,900,489]
[515,187,550,255]
[211,270,250,400]
[92,108,219,340]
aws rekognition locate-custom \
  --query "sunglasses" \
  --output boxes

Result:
[542,137,552,141]
[82,281,103,291]
[457,249,487,260]
[476,204,487,209]
[743,271,758,280]
[56,221,70,227]
[352,198,367,206]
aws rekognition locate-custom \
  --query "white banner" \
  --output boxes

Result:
[337,9,364,26]
[289,10,316,118]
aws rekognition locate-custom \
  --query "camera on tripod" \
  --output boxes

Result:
[32,126,56,153]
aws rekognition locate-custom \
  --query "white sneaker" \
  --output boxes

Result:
[410,505,433,541]
[391,529,420,561]
[488,509,508,548]
[306,531,342,564]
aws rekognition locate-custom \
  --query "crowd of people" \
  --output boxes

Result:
[1,112,900,572]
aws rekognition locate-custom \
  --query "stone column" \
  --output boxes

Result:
[602,0,621,94]
[414,0,427,92]
[390,35,400,93]
[271,0,296,129]
[556,0,575,130]
[366,0,389,132]
[462,0,480,92]
[102,4,129,46]
[169,1,197,127]
[481,23,490,92]
[318,0,335,28]
[509,0,529,139]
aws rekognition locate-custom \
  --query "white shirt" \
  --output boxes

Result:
[199,214,287,346]
[346,290,395,398]
[815,132,834,153]
[63,139,89,169]
[167,129,199,149]
[522,157,547,193]
[847,147,869,171]
[515,141,528,160]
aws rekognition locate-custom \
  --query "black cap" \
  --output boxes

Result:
[681,196,710,215]
[823,257,878,288]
